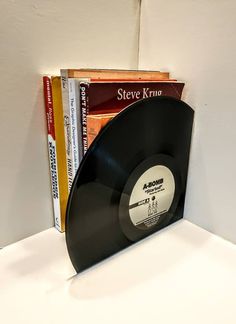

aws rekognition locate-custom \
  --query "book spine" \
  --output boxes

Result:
[87,115,116,148]
[68,79,80,174]
[87,117,101,149]
[43,76,61,231]
[85,82,185,114]
[68,69,169,80]
[51,76,69,232]
[79,82,90,155]
[75,80,84,163]
[60,70,73,192]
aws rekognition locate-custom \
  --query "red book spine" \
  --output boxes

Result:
[87,82,185,113]
[43,76,56,139]
[79,81,184,156]
[43,76,61,231]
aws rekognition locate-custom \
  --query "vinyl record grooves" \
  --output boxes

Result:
[66,96,194,273]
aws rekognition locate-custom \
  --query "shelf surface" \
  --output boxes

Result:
[1,219,236,324]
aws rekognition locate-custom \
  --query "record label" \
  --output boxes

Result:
[129,165,175,229]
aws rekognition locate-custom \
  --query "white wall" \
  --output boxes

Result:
[0,0,141,246]
[139,0,236,243]
[3,0,235,247]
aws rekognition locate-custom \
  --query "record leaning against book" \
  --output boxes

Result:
[65,96,194,273]
[43,69,184,233]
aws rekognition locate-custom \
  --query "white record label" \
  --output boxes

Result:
[129,165,175,228]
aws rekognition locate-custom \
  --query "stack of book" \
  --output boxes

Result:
[43,68,185,232]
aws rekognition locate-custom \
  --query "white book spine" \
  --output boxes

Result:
[60,70,73,192]
[68,78,80,175]
[47,135,61,231]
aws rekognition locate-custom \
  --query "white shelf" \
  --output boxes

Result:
[1,219,236,324]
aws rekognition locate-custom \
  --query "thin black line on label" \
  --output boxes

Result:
[129,198,150,210]
[135,209,167,225]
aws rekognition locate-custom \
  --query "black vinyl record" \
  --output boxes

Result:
[66,96,194,273]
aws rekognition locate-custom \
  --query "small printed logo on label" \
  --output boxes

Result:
[143,178,163,190]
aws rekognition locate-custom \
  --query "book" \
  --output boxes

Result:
[43,76,61,231]
[87,113,117,148]
[60,69,170,162]
[63,68,170,80]
[68,78,82,174]
[43,69,185,233]
[79,80,185,154]
[60,75,74,192]
[51,76,69,232]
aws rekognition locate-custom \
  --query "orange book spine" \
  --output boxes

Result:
[65,69,169,80]
[87,114,117,148]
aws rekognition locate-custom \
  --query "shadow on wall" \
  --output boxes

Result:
[3,74,53,246]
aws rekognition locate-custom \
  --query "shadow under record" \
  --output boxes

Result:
[67,219,209,300]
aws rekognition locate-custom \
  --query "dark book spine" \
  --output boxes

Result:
[80,82,90,155]
[88,82,185,113]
